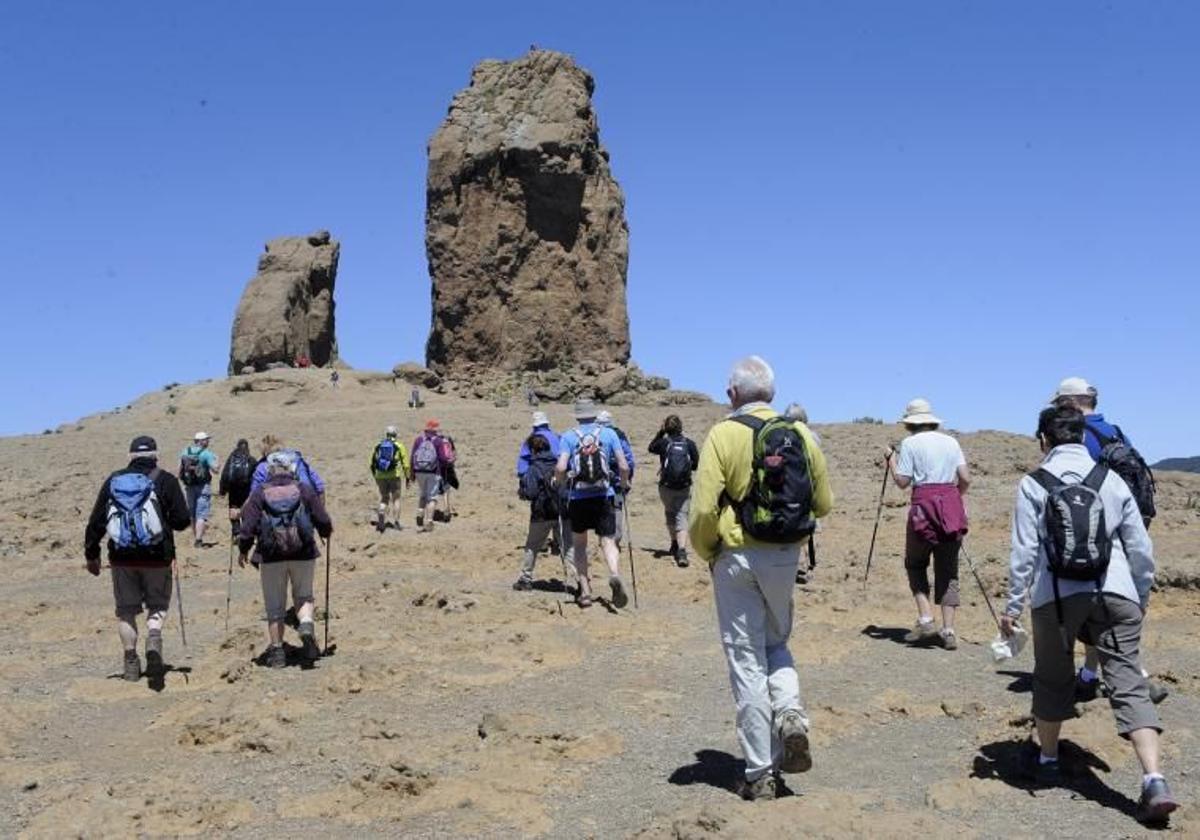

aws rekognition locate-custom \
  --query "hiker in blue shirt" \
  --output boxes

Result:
[516,411,560,477]
[178,431,220,549]
[597,409,635,546]
[556,399,630,609]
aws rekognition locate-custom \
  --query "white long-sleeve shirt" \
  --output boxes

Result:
[1005,443,1154,617]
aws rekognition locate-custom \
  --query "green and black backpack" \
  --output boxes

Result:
[725,415,815,543]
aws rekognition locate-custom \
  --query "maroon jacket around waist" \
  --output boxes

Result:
[907,483,968,544]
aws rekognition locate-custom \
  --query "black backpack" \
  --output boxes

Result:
[1087,424,1156,521]
[726,415,814,543]
[227,450,254,489]
[179,451,210,486]
[660,438,693,489]
[519,457,560,521]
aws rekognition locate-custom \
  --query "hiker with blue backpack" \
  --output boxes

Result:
[250,434,326,497]
[370,426,412,532]
[597,410,635,548]
[648,415,699,567]
[688,356,833,801]
[1000,404,1177,825]
[412,419,455,532]
[516,411,559,477]
[84,436,191,683]
[1049,377,1167,705]
[512,433,567,591]
[238,450,333,667]
[179,431,219,549]
[555,399,631,608]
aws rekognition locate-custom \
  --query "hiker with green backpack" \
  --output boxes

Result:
[84,436,191,683]
[1000,404,1176,825]
[370,426,412,532]
[688,356,833,801]
[1049,377,1167,705]
[648,414,699,567]
[179,431,219,549]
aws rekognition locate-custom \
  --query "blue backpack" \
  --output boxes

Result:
[105,471,165,549]
[375,440,399,473]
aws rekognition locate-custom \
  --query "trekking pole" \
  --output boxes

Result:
[323,535,332,651]
[225,539,234,633]
[862,461,891,590]
[557,513,571,587]
[174,563,189,649]
[622,498,639,608]
[961,544,1003,633]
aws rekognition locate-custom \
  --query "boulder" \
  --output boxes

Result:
[391,362,441,389]
[425,50,630,385]
[228,231,339,375]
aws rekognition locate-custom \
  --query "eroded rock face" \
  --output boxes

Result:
[425,50,630,384]
[229,231,339,374]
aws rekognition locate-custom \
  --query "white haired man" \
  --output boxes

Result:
[689,356,834,800]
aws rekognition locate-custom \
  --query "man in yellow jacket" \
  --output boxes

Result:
[370,426,412,532]
[689,355,833,801]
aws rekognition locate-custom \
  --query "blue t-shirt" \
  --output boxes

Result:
[559,424,622,500]
[1083,413,1129,461]
[180,446,219,483]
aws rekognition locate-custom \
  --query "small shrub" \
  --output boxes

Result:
[166,404,178,415]
[852,416,885,425]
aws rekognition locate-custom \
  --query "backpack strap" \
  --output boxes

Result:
[1082,464,1109,493]
[1029,468,1064,494]
[729,414,767,433]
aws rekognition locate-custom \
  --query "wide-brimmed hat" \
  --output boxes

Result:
[193,431,210,442]
[425,419,440,431]
[531,411,549,428]
[573,399,598,420]
[385,425,398,437]
[900,398,941,426]
[1050,377,1095,403]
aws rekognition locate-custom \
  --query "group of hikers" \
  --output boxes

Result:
[81,359,1179,825]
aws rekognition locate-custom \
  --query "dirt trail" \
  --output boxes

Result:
[1,369,1198,838]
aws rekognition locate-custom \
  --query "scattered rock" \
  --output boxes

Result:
[391,362,441,388]
[477,712,509,740]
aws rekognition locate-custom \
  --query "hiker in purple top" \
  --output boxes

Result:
[884,398,971,651]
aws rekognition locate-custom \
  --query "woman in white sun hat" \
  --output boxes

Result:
[884,399,971,650]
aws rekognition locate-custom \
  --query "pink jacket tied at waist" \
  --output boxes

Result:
[908,483,968,544]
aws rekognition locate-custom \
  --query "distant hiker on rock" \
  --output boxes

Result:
[525,384,539,407]
[329,369,340,389]
[1050,377,1165,704]
[408,386,422,408]
[412,420,454,532]
[84,436,191,682]
[597,409,635,547]
[689,356,833,801]
[218,438,255,537]
[513,433,565,591]
[556,399,631,608]
[238,450,333,667]
[250,435,325,498]
[179,432,219,548]
[370,426,412,532]
[1001,404,1177,825]
[517,411,560,477]
[883,399,971,650]
[648,414,699,567]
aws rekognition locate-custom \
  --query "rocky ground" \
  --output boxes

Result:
[1,368,1198,838]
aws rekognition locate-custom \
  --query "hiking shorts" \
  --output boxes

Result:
[904,528,961,607]
[376,477,403,505]
[568,496,616,538]
[415,472,443,506]
[659,485,691,534]
[1031,593,1159,736]
[185,483,212,522]
[259,559,315,623]
[111,565,172,617]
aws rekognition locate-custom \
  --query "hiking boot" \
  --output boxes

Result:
[609,575,629,608]
[193,538,204,549]
[123,650,141,682]
[299,622,321,661]
[1021,746,1062,787]
[1074,671,1100,702]
[675,548,689,568]
[145,631,164,679]
[1148,680,1169,705]
[1136,777,1179,825]
[778,710,812,773]
[266,644,287,669]
[940,628,958,651]
[904,620,939,644]
[512,577,534,592]
[741,773,778,802]
[669,539,679,559]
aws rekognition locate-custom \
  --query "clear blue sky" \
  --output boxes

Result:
[2,2,1196,460]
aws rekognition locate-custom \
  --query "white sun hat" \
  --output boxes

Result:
[385,425,398,437]
[531,411,549,428]
[1050,377,1095,403]
[194,431,210,441]
[900,398,941,426]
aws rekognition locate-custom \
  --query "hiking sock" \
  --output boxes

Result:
[1143,773,1165,788]
[1079,666,1099,684]
[918,616,934,627]
[1039,754,1058,765]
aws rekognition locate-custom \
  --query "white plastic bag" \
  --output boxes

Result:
[990,625,1028,663]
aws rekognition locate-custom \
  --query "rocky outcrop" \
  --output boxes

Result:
[229,231,339,375]
[424,50,630,386]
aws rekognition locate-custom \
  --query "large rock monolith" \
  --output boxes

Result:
[229,231,339,374]
[425,50,631,391]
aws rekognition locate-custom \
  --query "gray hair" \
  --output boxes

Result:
[784,402,808,423]
[728,356,776,404]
